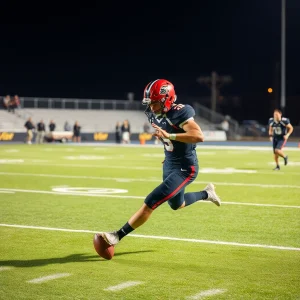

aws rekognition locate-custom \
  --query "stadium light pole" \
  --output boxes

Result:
[280,0,286,114]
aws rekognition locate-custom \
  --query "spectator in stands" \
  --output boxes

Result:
[7,95,20,113]
[121,119,131,144]
[64,121,71,131]
[3,95,11,110]
[49,120,56,132]
[24,117,35,144]
[73,121,81,143]
[220,116,230,132]
[36,119,45,144]
[143,122,150,133]
[14,95,21,109]
[115,121,121,143]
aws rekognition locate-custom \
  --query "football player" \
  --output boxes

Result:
[99,79,221,246]
[268,109,293,170]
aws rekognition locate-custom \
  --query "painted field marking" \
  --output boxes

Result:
[221,201,300,209]
[104,281,143,292]
[186,289,227,299]
[51,187,128,195]
[40,142,300,151]
[0,159,24,164]
[0,224,299,252]
[0,187,299,209]
[1,172,300,189]
[0,188,142,199]
[0,267,13,271]
[0,191,15,194]
[199,168,257,174]
[268,161,300,166]
[2,160,300,175]
[0,185,299,209]
[27,273,71,284]
[64,155,107,160]
[4,149,19,153]
[143,152,217,157]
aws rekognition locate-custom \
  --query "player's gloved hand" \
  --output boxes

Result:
[283,134,289,140]
[269,137,273,142]
[152,123,170,139]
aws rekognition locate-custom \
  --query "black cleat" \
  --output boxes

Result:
[273,166,280,171]
[284,155,288,166]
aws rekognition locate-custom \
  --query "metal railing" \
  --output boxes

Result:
[193,102,239,137]
[19,97,144,111]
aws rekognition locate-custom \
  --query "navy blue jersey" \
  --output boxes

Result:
[268,117,290,139]
[148,104,197,167]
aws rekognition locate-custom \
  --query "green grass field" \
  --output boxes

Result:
[0,143,300,300]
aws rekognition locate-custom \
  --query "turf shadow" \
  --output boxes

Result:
[0,253,100,268]
[114,250,155,257]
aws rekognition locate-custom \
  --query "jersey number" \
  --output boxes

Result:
[162,138,174,152]
[274,127,282,135]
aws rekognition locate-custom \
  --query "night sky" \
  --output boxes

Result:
[1,0,300,122]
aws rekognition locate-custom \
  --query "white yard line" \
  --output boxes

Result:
[2,161,300,175]
[4,149,19,153]
[27,273,71,284]
[38,143,300,151]
[221,202,300,209]
[104,281,143,291]
[0,267,13,271]
[0,188,143,199]
[0,223,299,252]
[0,190,15,194]
[186,289,227,299]
[31,162,161,170]
[1,172,300,189]
[0,186,299,208]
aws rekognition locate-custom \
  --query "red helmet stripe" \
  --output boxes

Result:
[145,79,160,98]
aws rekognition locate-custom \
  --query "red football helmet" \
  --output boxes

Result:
[142,79,177,114]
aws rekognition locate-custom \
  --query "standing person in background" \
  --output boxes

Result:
[3,95,11,111]
[24,117,35,144]
[121,119,131,144]
[8,96,16,113]
[143,121,150,133]
[13,95,21,116]
[220,115,230,137]
[36,119,45,144]
[115,121,121,144]
[49,120,56,132]
[64,121,71,131]
[14,95,21,109]
[73,121,81,143]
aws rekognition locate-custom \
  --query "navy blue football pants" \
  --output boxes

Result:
[144,161,198,210]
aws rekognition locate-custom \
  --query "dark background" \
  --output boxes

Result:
[1,0,299,124]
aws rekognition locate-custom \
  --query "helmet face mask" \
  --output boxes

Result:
[142,79,177,117]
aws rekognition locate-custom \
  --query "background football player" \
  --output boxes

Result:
[268,109,293,170]
[98,79,221,247]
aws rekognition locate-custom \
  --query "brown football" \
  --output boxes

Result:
[93,234,114,260]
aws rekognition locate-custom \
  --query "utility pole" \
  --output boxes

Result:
[280,0,286,114]
[197,71,232,121]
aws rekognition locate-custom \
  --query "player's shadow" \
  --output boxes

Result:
[0,251,155,267]
[114,250,154,257]
[0,253,100,268]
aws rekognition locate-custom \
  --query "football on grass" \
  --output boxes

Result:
[93,233,114,260]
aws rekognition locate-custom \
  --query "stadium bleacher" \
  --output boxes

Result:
[0,109,213,133]
[0,110,25,132]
